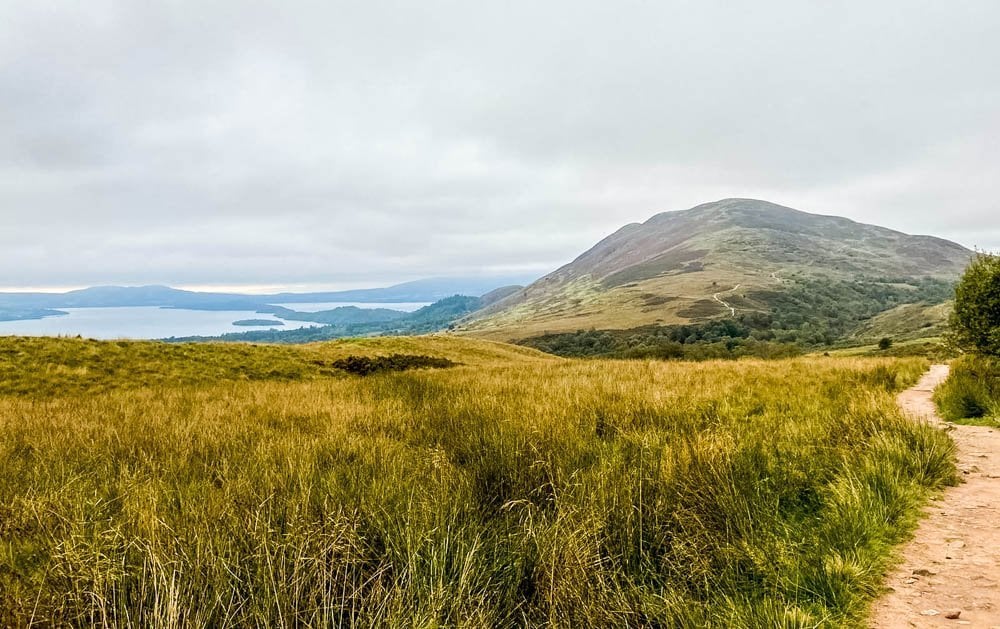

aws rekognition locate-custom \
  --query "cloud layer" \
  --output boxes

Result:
[3,1,998,289]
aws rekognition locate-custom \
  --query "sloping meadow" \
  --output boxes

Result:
[0,339,955,627]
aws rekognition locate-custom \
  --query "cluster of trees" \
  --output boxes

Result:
[520,324,801,360]
[949,254,1000,356]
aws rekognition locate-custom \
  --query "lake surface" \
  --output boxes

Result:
[0,302,422,340]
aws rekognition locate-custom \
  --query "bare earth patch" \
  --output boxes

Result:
[871,364,1000,627]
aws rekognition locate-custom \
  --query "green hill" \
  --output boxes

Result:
[460,199,972,346]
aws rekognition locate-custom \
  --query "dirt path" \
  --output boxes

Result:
[712,283,740,317]
[870,364,1000,627]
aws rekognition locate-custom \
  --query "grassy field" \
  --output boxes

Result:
[0,335,550,397]
[817,337,954,361]
[0,336,956,627]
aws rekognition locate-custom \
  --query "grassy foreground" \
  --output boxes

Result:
[0,336,956,627]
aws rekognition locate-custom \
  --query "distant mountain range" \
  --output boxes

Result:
[459,199,973,346]
[0,276,534,322]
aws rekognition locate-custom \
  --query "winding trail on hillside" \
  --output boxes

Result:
[871,365,1000,627]
[712,284,740,317]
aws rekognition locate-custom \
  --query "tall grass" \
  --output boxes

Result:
[934,354,1000,423]
[0,337,955,627]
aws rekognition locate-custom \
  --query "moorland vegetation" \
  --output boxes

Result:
[0,335,956,627]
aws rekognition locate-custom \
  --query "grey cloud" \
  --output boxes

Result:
[1,0,998,290]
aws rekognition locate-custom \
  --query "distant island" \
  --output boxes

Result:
[257,305,409,325]
[232,319,285,327]
[0,307,68,322]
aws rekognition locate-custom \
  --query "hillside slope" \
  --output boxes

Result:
[461,199,972,341]
[848,301,952,343]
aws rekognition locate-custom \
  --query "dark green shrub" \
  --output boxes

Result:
[949,253,1000,356]
[330,353,457,376]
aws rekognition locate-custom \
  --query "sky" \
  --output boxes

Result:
[2,1,998,292]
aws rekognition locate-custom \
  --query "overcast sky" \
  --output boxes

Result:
[2,1,998,292]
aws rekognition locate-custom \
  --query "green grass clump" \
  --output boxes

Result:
[934,355,1000,424]
[0,337,955,627]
